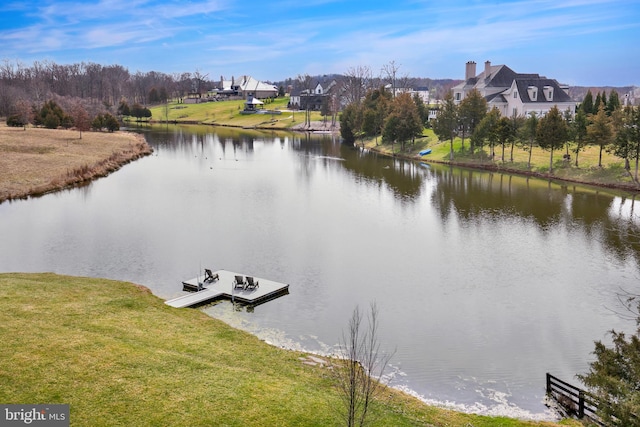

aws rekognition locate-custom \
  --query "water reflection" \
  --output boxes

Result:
[1,124,639,420]
[427,164,640,266]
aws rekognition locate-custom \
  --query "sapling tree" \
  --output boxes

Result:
[332,302,393,427]
[587,105,614,167]
[536,106,568,172]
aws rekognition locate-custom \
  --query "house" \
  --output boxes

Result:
[217,75,278,99]
[289,79,337,111]
[452,61,576,117]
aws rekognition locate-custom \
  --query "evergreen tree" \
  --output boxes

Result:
[432,91,458,160]
[594,92,603,113]
[581,90,594,115]
[587,105,614,167]
[607,90,621,115]
[38,100,71,129]
[381,92,423,152]
[472,107,501,159]
[104,113,120,132]
[339,103,359,145]
[413,93,429,126]
[612,106,640,180]
[536,106,568,172]
[360,87,391,142]
[91,114,105,131]
[519,112,539,169]
[572,108,589,167]
[117,100,130,116]
[458,89,487,151]
[578,322,640,426]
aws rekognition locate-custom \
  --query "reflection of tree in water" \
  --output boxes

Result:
[429,163,640,266]
[430,165,565,227]
[288,135,425,200]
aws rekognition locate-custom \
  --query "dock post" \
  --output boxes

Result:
[578,390,585,418]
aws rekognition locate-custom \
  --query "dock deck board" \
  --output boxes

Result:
[165,269,289,308]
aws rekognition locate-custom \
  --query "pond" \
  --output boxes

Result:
[1,124,639,420]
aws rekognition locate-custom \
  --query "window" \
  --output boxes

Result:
[513,91,518,99]
[455,92,461,101]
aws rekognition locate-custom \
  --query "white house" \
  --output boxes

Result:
[452,61,576,117]
[217,75,278,99]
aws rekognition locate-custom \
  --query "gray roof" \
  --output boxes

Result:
[515,78,572,103]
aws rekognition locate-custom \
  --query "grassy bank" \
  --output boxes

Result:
[0,125,152,203]
[362,129,640,193]
[146,99,638,192]
[0,273,578,426]
[146,98,329,130]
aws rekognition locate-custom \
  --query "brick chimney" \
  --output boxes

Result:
[484,60,491,77]
[465,61,476,81]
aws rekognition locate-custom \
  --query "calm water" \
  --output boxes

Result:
[1,124,639,420]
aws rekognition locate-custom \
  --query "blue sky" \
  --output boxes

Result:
[0,0,638,86]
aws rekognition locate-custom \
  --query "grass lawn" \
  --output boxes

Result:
[363,128,639,191]
[146,98,326,129]
[0,273,579,427]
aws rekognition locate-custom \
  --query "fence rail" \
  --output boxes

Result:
[546,373,603,425]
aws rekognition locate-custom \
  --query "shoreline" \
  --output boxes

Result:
[150,117,639,194]
[0,128,153,204]
[147,117,340,134]
[362,143,640,195]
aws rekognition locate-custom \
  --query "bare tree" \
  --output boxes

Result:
[381,61,400,98]
[297,74,314,127]
[333,302,393,427]
[340,66,373,106]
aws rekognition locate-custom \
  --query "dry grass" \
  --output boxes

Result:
[0,125,152,203]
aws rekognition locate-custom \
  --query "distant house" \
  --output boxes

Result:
[413,87,430,104]
[217,75,278,99]
[289,79,337,111]
[452,61,576,117]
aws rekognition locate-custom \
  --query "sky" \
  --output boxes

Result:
[0,0,638,87]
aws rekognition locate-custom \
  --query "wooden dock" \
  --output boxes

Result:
[165,269,289,308]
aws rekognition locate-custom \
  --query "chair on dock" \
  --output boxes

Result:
[204,269,219,283]
[233,275,246,290]
[245,276,259,290]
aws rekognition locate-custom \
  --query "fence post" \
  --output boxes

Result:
[578,390,585,418]
[546,373,552,394]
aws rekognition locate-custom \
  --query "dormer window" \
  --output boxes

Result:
[513,91,518,99]
[543,85,553,101]
[527,86,538,101]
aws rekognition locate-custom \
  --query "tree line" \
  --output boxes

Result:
[0,60,216,115]
[429,88,640,182]
[339,86,428,152]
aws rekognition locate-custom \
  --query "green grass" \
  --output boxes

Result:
[0,273,579,426]
[364,130,639,191]
[145,98,325,129]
